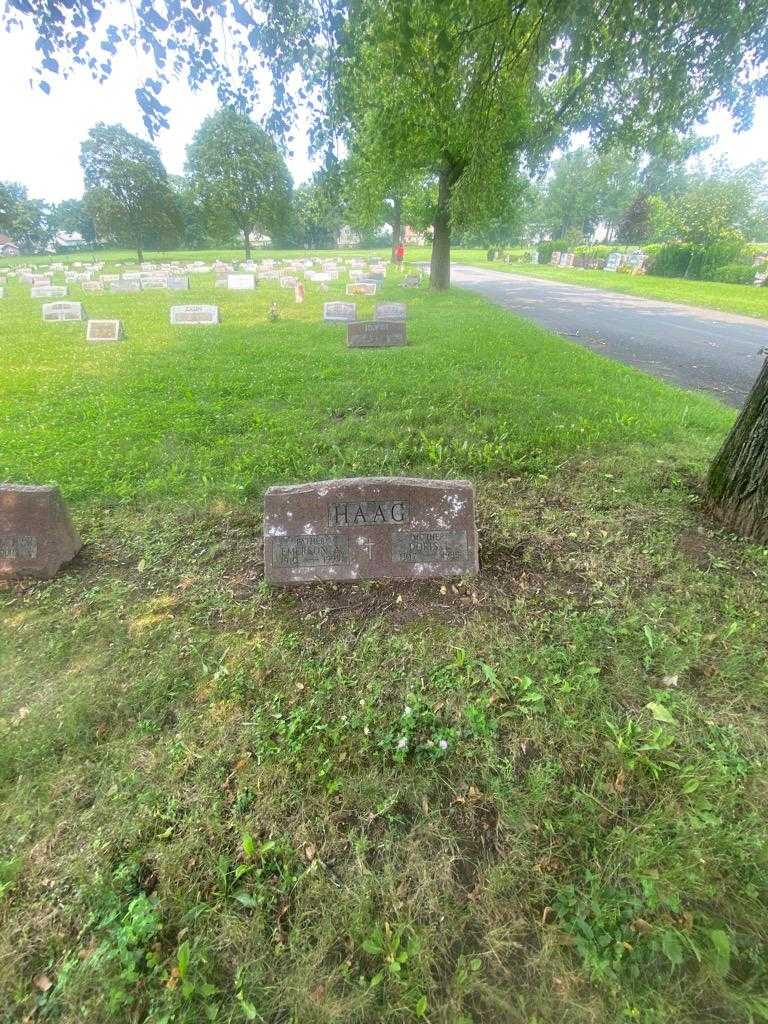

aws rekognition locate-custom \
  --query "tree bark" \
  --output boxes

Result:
[430,164,453,290]
[390,195,402,264]
[243,229,251,259]
[136,241,143,263]
[706,357,768,544]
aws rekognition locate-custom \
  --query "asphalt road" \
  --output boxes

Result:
[449,263,768,407]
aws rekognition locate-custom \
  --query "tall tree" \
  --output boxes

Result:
[186,109,292,258]
[50,198,97,246]
[291,167,346,249]
[336,0,768,288]
[80,124,180,262]
[0,182,50,251]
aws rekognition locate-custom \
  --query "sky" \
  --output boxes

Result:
[1,17,767,205]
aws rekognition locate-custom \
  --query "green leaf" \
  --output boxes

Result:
[415,994,428,1016]
[177,939,191,980]
[707,929,731,975]
[362,939,382,955]
[242,833,255,859]
[646,702,677,725]
[661,930,684,966]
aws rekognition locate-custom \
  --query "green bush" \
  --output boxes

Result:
[537,239,570,264]
[573,244,615,259]
[710,263,760,285]
[700,236,747,280]
[649,242,703,278]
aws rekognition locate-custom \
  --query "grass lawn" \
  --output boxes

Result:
[432,247,768,322]
[2,259,768,1023]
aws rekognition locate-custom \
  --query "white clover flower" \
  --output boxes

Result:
[403,705,412,716]
[439,739,449,750]
[397,737,408,750]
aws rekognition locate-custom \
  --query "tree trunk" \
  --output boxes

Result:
[430,165,453,290]
[136,241,143,263]
[706,357,768,544]
[390,196,402,264]
[243,229,251,260]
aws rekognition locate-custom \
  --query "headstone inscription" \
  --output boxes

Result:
[227,273,256,290]
[0,483,82,579]
[348,321,406,348]
[323,301,357,322]
[264,476,478,584]
[82,281,104,293]
[42,302,83,322]
[31,285,67,299]
[170,304,219,325]
[347,282,377,296]
[86,319,123,343]
[375,302,406,321]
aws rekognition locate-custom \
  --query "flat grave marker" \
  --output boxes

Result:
[86,319,124,343]
[42,301,83,322]
[110,279,141,293]
[264,476,478,584]
[167,275,190,291]
[375,302,406,321]
[31,285,67,299]
[323,301,357,322]
[82,281,104,293]
[0,483,82,579]
[170,304,219,325]
[348,320,406,348]
[228,273,256,290]
[346,282,377,296]
[402,274,421,288]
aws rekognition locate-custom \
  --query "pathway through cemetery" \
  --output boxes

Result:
[448,263,768,407]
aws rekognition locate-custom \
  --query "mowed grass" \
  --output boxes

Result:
[437,247,768,321]
[2,260,768,1024]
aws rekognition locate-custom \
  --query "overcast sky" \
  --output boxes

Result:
[1,19,767,204]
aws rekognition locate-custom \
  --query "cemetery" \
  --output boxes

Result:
[2,3,768,1022]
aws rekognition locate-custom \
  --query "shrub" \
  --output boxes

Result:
[537,239,570,264]
[710,263,761,285]
[649,242,703,278]
[573,244,616,260]
[700,236,748,280]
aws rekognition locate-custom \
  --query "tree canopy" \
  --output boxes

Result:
[185,108,292,258]
[80,123,181,261]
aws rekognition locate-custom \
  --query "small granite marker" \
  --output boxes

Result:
[227,273,256,290]
[42,301,83,322]
[375,302,406,321]
[323,301,357,322]
[346,282,377,296]
[86,319,124,343]
[0,484,82,579]
[348,321,406,348]
[264,476,478,584]
[170,305,219,325]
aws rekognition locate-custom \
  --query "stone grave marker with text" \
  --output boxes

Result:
[170,304,219,325]
[31,285,67,299]
[82,281,105,293]
[264,476,478,584]
[375,302,406,321]
[110,280,141,293]
[323,301,357,322]
[348,321,406,348]
[43,301,83,322]
[402,274,421,288]
[1,483,82,579]
[347,282,377,296]
[228,273,256,290]
[167,275,190,291]
[86,319,124,343]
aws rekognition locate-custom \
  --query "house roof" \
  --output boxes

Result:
[0,234,17,246]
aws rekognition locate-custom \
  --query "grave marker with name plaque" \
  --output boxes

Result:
[264,476,478,584]
[31,285,67,299]
[1,483,82,579]
[110,279,141,293]
[42,301,83,322]
[82,281,105,293]
[323,301,357,322]
[347,282,377,296]
[167,275,190,291]
[228,273,256,290]
[375,302,406,321]
[86,319,124,343]
[170,304,219,325]
[348,321,406,348]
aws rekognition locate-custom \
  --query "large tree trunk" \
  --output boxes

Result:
[707,358,768,544]
[243,229,251,260]
[136,240,143,263]
[430,165,453,290]
[390,195,402,264]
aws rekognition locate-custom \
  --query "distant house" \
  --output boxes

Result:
[0,234,19,256]
[54,231,84,249]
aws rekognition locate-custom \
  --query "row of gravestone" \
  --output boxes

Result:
[1,478,479,584]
